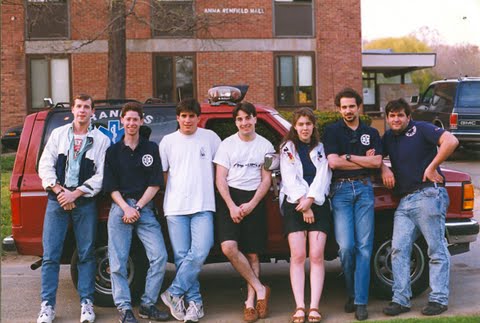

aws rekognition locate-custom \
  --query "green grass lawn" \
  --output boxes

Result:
[1,154,15,240]
[371,316,480,323]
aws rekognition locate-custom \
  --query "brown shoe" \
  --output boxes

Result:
[255,285,271,319]
[244,306,258,323]
[307,308,322,323]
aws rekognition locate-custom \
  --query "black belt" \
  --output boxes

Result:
[401,182,445,197]
[121,192,143,200]
[334,175,370,182]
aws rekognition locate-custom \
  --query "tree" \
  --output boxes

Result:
[363,36,436,92]
[5,0,216,100]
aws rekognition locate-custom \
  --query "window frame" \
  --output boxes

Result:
[152,53,197,103]
[274,52,316,109]
[273,0,315,38]
[25,0,70,40]
[26,54,72,114]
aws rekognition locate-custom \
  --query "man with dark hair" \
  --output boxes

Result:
[160,98,221,322]
[214,102,275,323]
[103,102,169,323]
[323,87,382,321]
[37,94,110,323]
[381,98,458,317]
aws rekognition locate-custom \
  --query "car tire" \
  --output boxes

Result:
[371,238,429,300]
[70,236,148,307]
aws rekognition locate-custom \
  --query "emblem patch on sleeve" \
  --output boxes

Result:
[283,146,295,163]
[142,154,154,167]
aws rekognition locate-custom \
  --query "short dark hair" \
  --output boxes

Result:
[121,102,143,118]
[334,88,362,107]
[176,98,201,116]
[233,101,257,118]
[385,98,412,117]
[72,94,94,110]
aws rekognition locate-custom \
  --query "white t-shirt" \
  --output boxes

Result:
[214,133,275,191]
[159,128,221,216]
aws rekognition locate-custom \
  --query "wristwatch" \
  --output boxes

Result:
[346,154,352,162]
[134,205,142,212]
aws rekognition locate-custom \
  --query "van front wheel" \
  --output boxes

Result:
[70,242,147,307]
[371,238,429,299]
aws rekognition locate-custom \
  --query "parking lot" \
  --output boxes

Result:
[2,152,480,322]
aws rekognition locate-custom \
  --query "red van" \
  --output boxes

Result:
[5,87,478,306]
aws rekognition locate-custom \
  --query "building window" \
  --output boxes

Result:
[28,57,70,111]
[26,0,69,39]
[275,54,314,108]
[274,0,313,37]
[154,55,194,103]
[152,0,194,37]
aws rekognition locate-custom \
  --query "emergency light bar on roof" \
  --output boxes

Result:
[208,86,243,106]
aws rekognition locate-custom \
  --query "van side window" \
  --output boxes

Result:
[422,86,434,104]
[431,83,457,113]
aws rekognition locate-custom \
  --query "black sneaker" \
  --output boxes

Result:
[355,305,368,321]
[383,302,411,316]
[344,297,355,313]
[421,302,448,316]
[139,304,169,321]
[119,309,138,323]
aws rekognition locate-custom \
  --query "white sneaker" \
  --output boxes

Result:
[37,301,55,323]
[80,299,95,323]
[161,290,185,321]
[184,301,204,322]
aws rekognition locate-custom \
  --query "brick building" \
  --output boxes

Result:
[1,0,362,133]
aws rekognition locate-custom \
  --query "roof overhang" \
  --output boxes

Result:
[362,53,436,77]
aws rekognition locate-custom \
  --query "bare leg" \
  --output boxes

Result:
[288,231,307,318]
[245,253,260,308]
[221,240,267,306]
[308,231,327,315]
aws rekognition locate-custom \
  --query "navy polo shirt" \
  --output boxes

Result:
[103,137,163,198]
[323,119,382,179]
[382,120,445,196]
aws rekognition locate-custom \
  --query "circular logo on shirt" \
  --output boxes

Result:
[360,134,370,145]
[142,154,154,167]
[406,126,417,137]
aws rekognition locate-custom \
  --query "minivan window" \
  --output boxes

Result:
[457,82,480,107]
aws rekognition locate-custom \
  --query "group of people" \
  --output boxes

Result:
[36,86,458,323]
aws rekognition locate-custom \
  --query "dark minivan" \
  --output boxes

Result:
[412,77,480,149]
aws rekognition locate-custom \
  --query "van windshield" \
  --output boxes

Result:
[42,105,178,149]
[457,82,480,107]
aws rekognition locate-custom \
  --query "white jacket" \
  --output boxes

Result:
[38,122,111,198]
[279,140,332,207]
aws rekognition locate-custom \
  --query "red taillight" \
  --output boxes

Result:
[450,113,458,129]
[10,192,21,227]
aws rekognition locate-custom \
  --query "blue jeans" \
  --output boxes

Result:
[330,178,374,305]
[166,211,214,304]
[108,199,167,311]
[41,198,97,307]
[392,187,450,307]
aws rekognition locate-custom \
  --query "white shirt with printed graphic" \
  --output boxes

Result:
[159,128,221,216]
[214,133,275,191]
